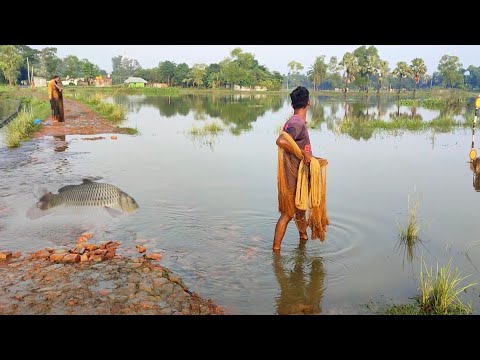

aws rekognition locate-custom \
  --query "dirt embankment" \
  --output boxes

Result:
[34,96,124,138]
[0,234,225,315]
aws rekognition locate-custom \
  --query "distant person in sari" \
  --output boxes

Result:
[48,75,64,122]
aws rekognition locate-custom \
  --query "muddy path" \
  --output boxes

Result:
[33,96,124,138]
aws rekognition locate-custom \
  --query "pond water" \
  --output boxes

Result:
[0,99,20,123]
[1,93,480,314]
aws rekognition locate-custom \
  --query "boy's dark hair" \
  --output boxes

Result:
[290,86,309,109]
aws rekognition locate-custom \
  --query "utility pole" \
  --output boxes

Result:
[26,57,30,85]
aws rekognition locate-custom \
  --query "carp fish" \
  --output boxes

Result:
[27,179,139,219]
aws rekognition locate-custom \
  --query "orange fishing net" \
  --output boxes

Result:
[277,131,329,241]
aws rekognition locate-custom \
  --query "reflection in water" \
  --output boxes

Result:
[470,158,480,192]
[113,93,285,135]
[273,241,325,315]
[394,232,427,268]
[53,135,68,152]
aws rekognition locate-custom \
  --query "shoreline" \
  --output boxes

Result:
[0,234,226,315]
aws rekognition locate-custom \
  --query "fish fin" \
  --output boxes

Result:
[104,206,123,218]
[58,185,76,193]
[82,178,95,184]
[26,207,53,219]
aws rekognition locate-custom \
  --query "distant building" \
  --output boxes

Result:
[94,76,113,87]
[33,76,47,87]
[124,77,148,88]
[233,85,267,91]
[148,82,168,88]
[62,76,85,86]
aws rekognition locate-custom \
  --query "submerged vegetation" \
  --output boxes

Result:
[3,96,50,148]
[186,122,225,150]
[395,192,430,268]
[188,122,224,136]
[398,193,422,247]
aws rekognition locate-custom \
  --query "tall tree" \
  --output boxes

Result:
[287,61,304,89]
[307,56,327,91]
[81,59,102,82]
[376,60,389,94]
[15,45,40,83]
[327,56,341,89]
[353,46,380,92]
[220,58,243,89]
[174,63,190,87]
[0,45,22,85]
[191,63,207,88]
[59,55,82,79]
[410,58,427,94]
[339,52,359,93]
[38,47,60,79]
[158,60,176,86]
[437,55,463,88]
[392,61,412,93]
[111,55,142,84]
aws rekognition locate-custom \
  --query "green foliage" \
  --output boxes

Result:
[419,259,475,315]
[307,56,327,91]
[396,193,423,265]
[393,61,413,92]
[410,58,427,92]
[0,45,23,85]
[188,122,224,136]
[381,303,422,315]
[38,47,60,79]
[118,127,139,135]
[438,55,463,88]
[3,97,50,148]
[74,93,126,124]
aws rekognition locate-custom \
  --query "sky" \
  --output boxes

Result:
[28,45,480,75]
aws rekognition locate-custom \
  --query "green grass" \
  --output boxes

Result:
[69,93,127,124]
[3,97,50,148]
[397,94,468,110]
[118,126,139,135]
[188,122,224,136]
[377,259,475,315]
[394,193,430,268]
[398,193,421,247]
[186,122,225,150]
[419,259,475,315]
[382,303,422,315]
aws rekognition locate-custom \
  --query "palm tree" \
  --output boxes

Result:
[364,55,379,93]
[410,58,427,95]
[307,56,327,91]
[339,52,359,93]
[376,60,389,94]
[392,62,412,93]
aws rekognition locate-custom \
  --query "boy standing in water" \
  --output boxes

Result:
[273,86,322,251]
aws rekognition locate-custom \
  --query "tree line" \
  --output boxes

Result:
[0,45,479,92]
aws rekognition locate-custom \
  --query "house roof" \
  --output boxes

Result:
[124,77,148,84]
